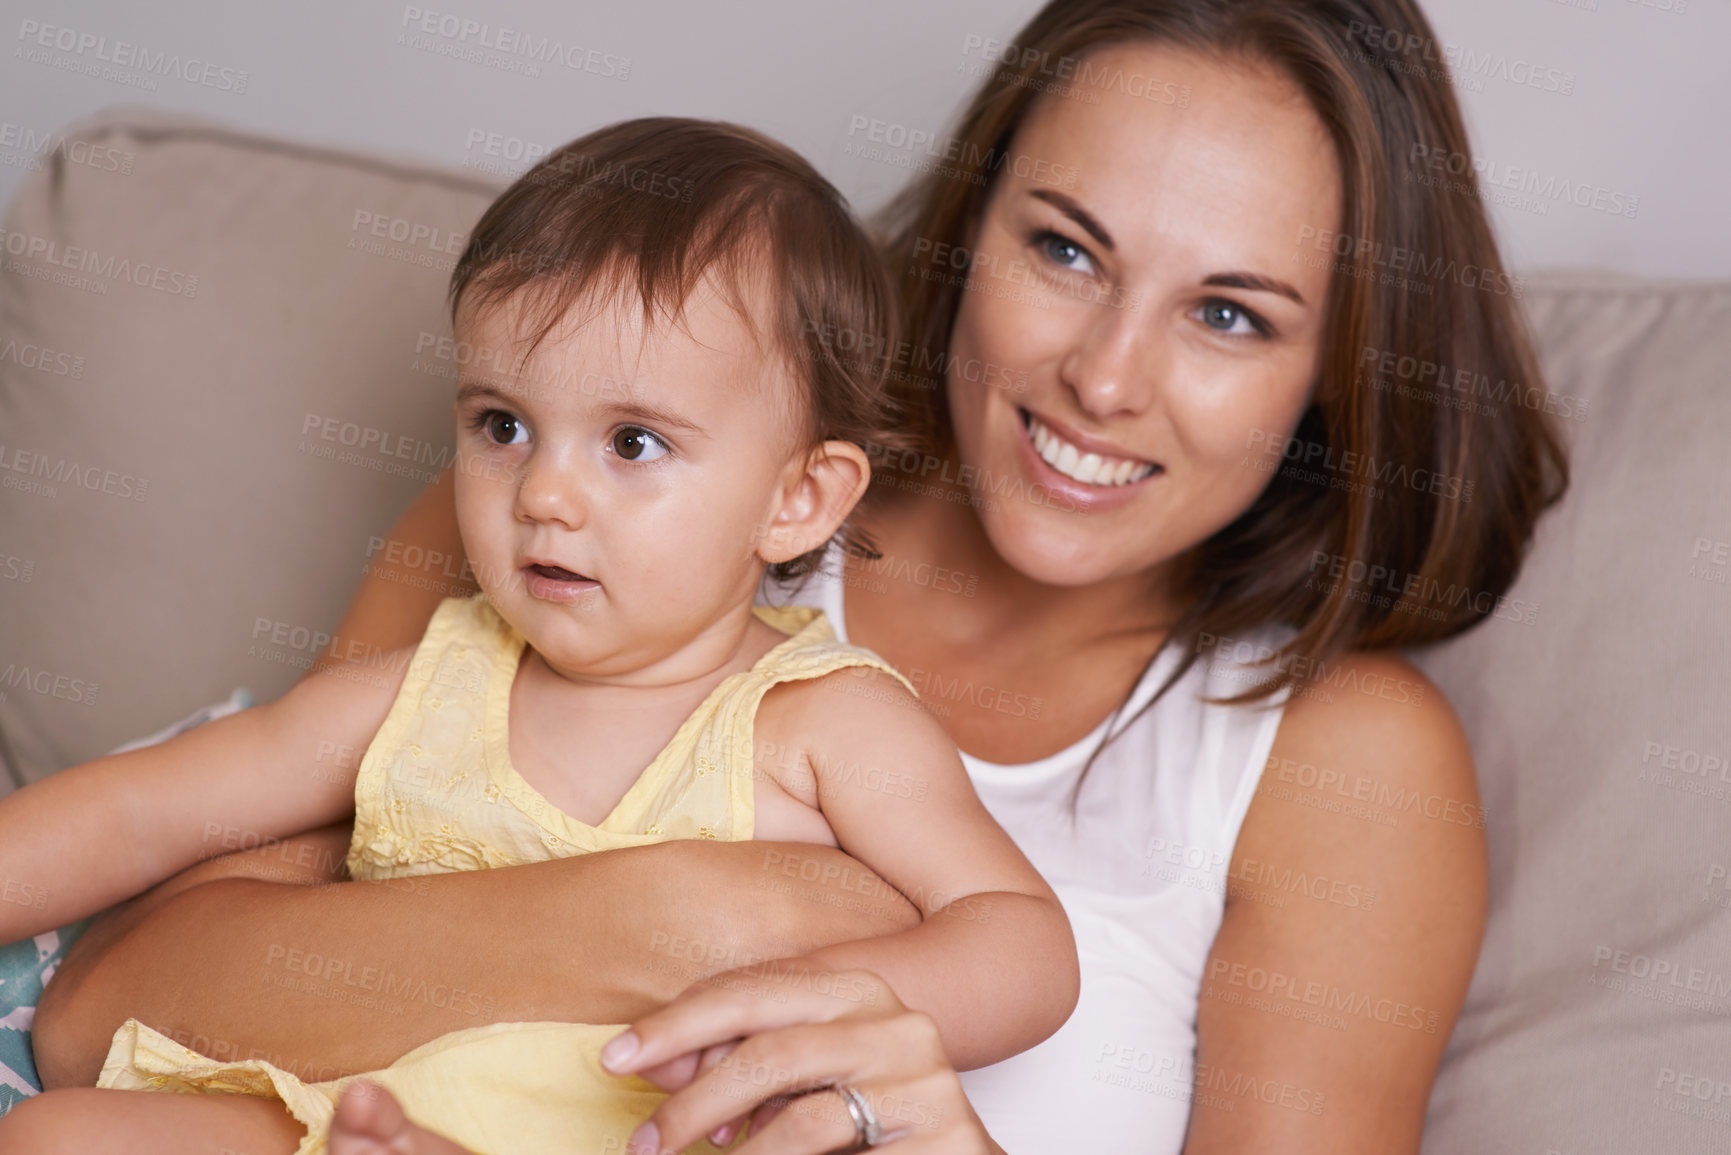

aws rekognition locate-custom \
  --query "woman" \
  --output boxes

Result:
[27,0,1565,1151]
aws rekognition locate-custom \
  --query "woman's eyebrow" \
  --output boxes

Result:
[1203,271,1306,306]
[1029,189,1115,252]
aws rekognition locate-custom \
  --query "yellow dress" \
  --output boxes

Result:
[97,592,915,1155]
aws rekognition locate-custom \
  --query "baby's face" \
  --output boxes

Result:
[451,275,807,683]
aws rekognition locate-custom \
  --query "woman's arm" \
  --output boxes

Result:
[324,465,476,661]
[33,838,919,1089]
[1184,652,1488,1154]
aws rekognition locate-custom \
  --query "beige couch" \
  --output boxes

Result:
[2,108,1728,1153]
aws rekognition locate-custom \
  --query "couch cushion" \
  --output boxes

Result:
[1416,273,1731,1153]
[0,107,501,786]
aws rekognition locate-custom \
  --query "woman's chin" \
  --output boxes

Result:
[977,499,1153,590]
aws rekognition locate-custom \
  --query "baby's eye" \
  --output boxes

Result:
[479,410,528,445]
[610,425,669,463]
[1196,299,1268,338]
[1037,231,1097,276]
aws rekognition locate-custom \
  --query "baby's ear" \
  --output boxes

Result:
[753,440,871,566]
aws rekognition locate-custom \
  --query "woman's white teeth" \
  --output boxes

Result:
[1028,415,1155,487]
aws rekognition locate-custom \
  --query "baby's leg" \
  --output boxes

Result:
[0,1086,302,1153]
[328,1082,475,1155]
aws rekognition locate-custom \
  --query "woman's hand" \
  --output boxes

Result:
[603,956,1003,1154]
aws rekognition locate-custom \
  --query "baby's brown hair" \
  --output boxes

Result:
[449,117,915,578]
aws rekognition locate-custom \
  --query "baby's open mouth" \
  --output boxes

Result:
[527,563,592,583]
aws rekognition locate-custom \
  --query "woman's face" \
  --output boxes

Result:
[945,42,1342,589]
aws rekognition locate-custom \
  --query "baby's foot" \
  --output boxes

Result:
[329,1080,476,1155]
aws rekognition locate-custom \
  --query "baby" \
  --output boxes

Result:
[0,119,1077,1154]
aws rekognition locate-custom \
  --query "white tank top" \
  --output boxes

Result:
[760,552,1292,1153]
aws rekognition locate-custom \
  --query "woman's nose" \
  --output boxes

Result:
[1058,303,1162,422]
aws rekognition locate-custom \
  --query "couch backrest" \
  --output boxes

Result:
[0,108,500,782]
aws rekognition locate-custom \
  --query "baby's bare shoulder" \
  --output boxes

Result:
[759,663,932,742]
[756,665,960,804]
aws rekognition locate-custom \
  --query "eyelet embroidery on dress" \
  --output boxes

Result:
[645,824,663,836]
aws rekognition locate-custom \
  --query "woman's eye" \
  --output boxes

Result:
[481,410,528,445]
[1197,299,1267,337]
[610,425,669,463]
[1038,231,1097,276]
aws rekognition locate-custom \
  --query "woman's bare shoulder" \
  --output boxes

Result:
[1245,648,1484,873]
[1271,650,1475,796]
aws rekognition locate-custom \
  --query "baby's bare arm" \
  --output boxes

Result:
[0,649,407,945]
[757,668,1081,1070]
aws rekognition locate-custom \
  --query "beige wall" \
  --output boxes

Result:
[0,0,1723,273]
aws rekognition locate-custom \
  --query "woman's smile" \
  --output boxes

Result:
[1019,407,1162,487]
[1007,403,1165,517]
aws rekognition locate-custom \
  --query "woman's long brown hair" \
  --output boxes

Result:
[877,0,1570,765]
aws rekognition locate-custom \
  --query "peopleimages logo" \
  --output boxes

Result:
[1294,225,1523,300]
[0,121,135,176]
[1590,945,1731,999]
[1409,144,1639,221]
[1347,19,1575,97]
[398,7,630,79]
[1359,345,1588,423]
[460,128,551,176]
[0,227,199,297]
[15,19,249,92]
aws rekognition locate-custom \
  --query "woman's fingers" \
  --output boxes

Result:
[630,1020,871,1153]
[692,1043,753,1147]
[632,1020,861,1151]
[633,1048,704,1092]
[610,960,987,1153]
[637,1012,951,1155]
[603,959,874,1076]
[730,1072,981,1155]
[637,1036,739,1097]
[745,1095,787,1139]
[729,1087,866,1155]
